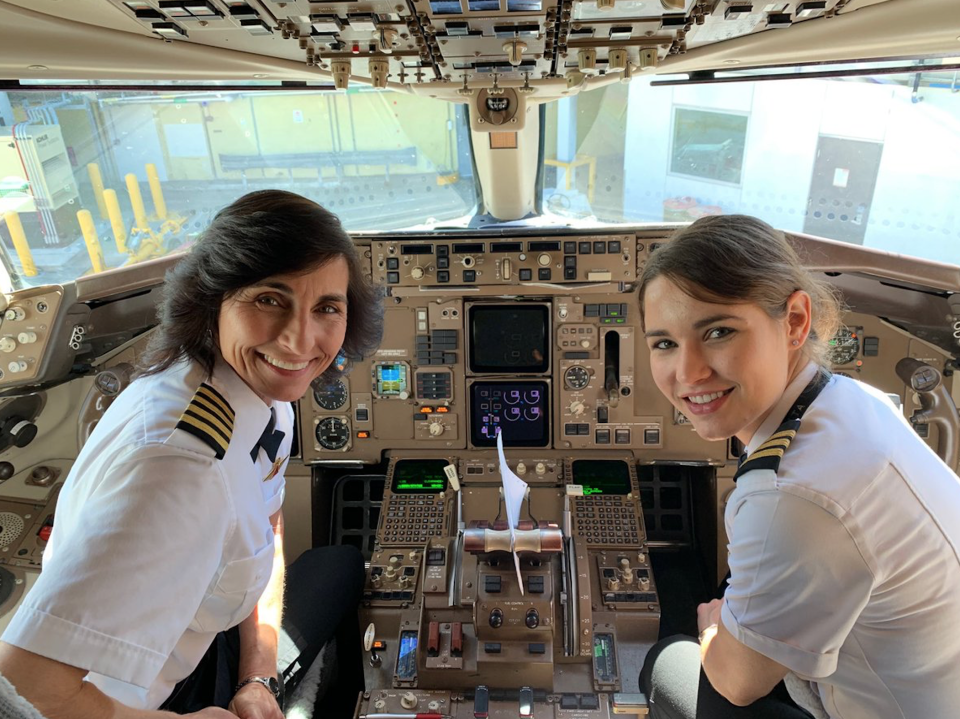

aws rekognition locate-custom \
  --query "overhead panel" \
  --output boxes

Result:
[102,0,883,89]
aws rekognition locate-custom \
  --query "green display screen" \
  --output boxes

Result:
[571,460,631,495]
[391,459,448,494]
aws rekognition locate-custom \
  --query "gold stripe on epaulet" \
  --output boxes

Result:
[176,382,234,460]
[748,446,787,462]
[765,428,797,443]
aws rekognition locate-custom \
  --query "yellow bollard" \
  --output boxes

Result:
[145,163,168,221]
[125,173,150,230]
[103,189,128,254]
[76,209,106,273]
[87,162,108,220]
[2,211,38,277]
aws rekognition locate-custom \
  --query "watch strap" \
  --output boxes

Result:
[234,675,281,701]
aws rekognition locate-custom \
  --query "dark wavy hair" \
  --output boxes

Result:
[140,190,384,383]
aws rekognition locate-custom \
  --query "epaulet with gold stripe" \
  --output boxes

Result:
[734,419,800,481]
[175,382,235,460]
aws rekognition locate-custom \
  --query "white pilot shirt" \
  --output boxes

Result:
[721,362,960,719]
[2,354,293,709]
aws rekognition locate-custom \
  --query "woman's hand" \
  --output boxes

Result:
[697,597,723,636]
[227,682,284,719]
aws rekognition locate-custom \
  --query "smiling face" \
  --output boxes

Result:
[217,257,349,403]
[643,276,811,445]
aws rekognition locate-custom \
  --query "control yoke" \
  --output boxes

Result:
[895,358,960,471]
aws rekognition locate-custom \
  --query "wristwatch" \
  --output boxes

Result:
[235,675,282,703]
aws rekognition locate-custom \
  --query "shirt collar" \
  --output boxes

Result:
[744,360,819,457]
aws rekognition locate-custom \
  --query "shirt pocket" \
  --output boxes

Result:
[192,541,274,633]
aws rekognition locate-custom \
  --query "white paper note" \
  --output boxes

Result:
[497,431,528,595]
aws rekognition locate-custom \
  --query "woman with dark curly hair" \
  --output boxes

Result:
[0,190,384,719]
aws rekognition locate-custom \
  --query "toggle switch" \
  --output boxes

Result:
[451,621,463,656]
[427,621,440,657]
[474,685,489,718]
[519,686,534,718]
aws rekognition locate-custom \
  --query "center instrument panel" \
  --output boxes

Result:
[0,228,956,717]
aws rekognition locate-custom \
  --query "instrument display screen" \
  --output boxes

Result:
[571,460,632,495]
[391,459,448,494]
[375,362,408,397]
[470,380,549,447]
[396,630,419,680]
[469,304,549,373]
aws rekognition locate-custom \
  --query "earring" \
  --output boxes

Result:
[791,340,800,346]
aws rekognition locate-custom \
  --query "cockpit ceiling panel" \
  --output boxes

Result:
[4,0,955,90]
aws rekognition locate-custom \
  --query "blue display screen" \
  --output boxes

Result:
[396,631,418,680]
[470,381,549,447]
[376,363,407,396]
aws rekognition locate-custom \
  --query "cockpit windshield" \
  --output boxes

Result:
[0,86,477,289]
[541,71,960,267]
[2,68,960,290]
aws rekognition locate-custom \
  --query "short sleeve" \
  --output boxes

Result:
[721,490,875,678]
[2,445,231,690]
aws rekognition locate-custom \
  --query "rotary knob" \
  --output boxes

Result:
[411,266,425,280]
[3,307,25,322]
[569,401,585,416]
[516,462,527,475]
[400,693,418,710]
[535,462,546,476]
[17,332,36,344]
[429,421,444,437]
[0,336,16,353]
[538,253,551,266]
[7,361,27,373]
[607,576,620,591]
